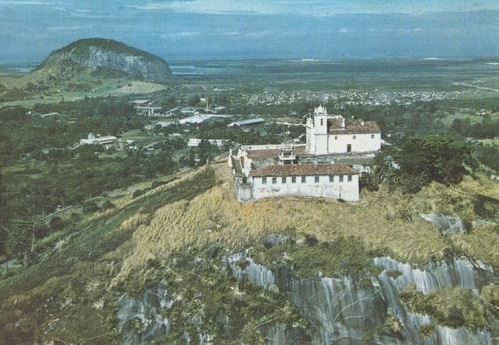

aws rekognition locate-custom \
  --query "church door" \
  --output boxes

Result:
[347,144,352,153]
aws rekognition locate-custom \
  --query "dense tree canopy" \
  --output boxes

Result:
[385,136,477,193]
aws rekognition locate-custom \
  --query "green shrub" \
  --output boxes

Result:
[82,201,100,214]
[420,323,435,337]
[255,236,377,278]
[132,188,147,199]
[400,286,492,329]
[101,200,115,210]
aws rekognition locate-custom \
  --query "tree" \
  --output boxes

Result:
[161,96,177,109]
[187,94,201,107]
[395,135,477,193]
[198,140,215,165]
[83,201,100,214]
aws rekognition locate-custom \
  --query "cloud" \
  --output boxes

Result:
[161,31,202,38]
[0,0,54,5]
[47,25,92,31]
[124,0,499,16]
[159,30,277,40]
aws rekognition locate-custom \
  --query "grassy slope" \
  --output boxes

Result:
[0,72,167,108]
[0,162,497,343]
[114,163,498,284]
[0,166,218,344]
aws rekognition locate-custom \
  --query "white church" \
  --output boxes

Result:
[306,105,381,155]
[229,106,382,202]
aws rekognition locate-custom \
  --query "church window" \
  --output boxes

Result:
[262,177,267,184]
[315,176,320,183]
[272,177,277,184]
[320,119,323,126]
[301,176,306,183]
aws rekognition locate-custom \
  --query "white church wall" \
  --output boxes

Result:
[306,125,314,153]
[327,133,381,154]
[313,134,329,155]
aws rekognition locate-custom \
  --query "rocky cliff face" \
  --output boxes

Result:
[36,38,173,84]
[116,251,496,345]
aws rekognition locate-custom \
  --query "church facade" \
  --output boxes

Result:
[229,106,382,202]
[305,105,381,155]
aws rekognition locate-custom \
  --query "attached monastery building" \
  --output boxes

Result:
[229,106,382,202]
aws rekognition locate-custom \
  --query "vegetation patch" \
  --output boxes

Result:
[253,235,382,278]
[400,285,494,329]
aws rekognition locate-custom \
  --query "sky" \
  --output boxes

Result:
[0,0,498,63]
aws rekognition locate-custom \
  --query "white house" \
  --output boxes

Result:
[79,133,118,149]
[188,138,229,147]
[179,114,230,125]
[306,105,381,155]
[228,118,265,127]
[136,106,162,117]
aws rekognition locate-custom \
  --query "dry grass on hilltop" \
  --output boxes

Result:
[110,164,441,282]
[105,163,498,284]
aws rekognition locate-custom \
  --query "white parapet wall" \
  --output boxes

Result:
[250,174,359,202]
[240,143,306,151]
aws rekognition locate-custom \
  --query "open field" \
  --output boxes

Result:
[0,77,168,108]
[2,58,499,109]
[171,58,499,93]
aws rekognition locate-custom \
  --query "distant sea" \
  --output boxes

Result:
[0,65,36,73]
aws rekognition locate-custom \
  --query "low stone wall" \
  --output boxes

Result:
[235,178,253,202]
[240,144,306,151]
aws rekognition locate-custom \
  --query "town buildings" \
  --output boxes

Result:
[79,133,118,150]
[132,100,163,117]
[227,118,265,127]
[229,106,382,202]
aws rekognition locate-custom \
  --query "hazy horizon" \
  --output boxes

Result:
[0,0,498,63]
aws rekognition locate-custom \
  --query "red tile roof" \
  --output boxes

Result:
[328,120,380,135]
[247,149,281,159]
[250,164,357,177]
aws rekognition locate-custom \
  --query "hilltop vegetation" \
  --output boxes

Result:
[36,38,173,84]
[43,39,167,65]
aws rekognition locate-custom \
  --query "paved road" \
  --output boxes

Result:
[453,82,499,93]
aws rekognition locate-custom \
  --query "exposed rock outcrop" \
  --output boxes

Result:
[35,38,173,84]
